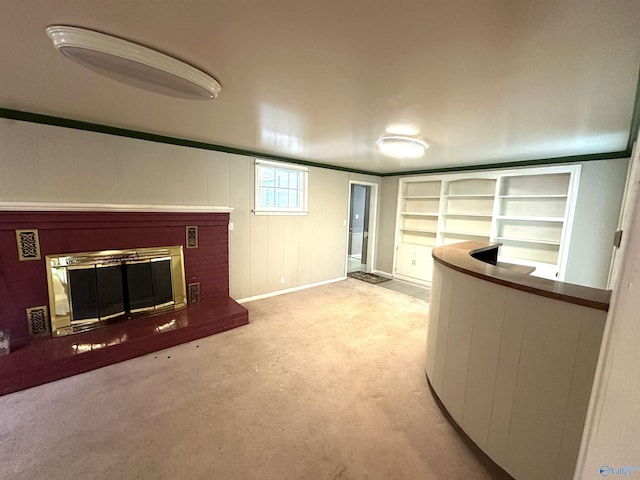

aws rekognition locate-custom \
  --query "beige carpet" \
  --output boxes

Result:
[0,279,511,479]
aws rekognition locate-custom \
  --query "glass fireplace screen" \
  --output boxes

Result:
[46,246,187,336]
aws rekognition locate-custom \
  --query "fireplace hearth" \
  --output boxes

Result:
[46,246,187,336]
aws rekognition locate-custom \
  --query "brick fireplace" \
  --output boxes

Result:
[0,208,246,347]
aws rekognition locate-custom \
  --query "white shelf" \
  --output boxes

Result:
[401,228,437,234]
[494,236,560,246]
[443,231,490,238]
[499,194,567,199]
[442,213,493,218]
[499,255,551,263]
[496,215,565,222]
[400,211,439,217]
[403,195,441,199]
[444,194,495,198]
[498,254,558,274]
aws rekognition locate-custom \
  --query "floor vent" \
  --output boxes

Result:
[16,229,41,261]
[186,226,198,248]
[27,306,50,336]
[188,282,200,303]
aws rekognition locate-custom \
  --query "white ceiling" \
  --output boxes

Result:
[1,0,639,174]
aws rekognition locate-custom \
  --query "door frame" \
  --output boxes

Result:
[345,180,379,275]
[607,138,640,288]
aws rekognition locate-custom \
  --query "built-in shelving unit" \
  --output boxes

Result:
[397,180,442,248]
[393,165,581,285]
[394,179,442,282]
[492,171,578,279]
[439,178,496,247]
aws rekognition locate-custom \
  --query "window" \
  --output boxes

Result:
[254,160,308,215]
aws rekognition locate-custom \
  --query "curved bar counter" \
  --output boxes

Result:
[426,242,609,480]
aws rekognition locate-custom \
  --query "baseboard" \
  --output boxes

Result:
[236,276,347,304]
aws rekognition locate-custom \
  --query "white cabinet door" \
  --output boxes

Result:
[396,243,416,278]
[415,246,435,282]
[396,244,433,283]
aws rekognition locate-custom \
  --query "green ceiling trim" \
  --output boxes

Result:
[0,107,633,179]
[0,108,379,176]
[380,151,630,177]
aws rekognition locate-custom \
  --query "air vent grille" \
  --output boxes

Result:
[27,306,50,336]
[188,282,200,303]
[186,226,198,248]
[16,229,41,261]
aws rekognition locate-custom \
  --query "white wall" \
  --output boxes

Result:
[1,116,625,294]
[564,158,628,288]
[574,157,640,478]
[0,118,379,300]
[375,176,399,274]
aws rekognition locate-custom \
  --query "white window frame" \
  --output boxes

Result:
[254,159,309,215]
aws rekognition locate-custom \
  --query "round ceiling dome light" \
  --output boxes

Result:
[376,136,429,159]
[45,25,221,100]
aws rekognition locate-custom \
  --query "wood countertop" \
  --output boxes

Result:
[432,241,611,311]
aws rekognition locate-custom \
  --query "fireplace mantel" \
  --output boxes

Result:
[0,201,233,213]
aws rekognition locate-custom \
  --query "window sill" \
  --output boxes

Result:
[253,210,309,216]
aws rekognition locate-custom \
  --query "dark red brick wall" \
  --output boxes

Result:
[0,211,230,345]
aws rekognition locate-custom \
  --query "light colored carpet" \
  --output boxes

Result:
[0,279,510,479]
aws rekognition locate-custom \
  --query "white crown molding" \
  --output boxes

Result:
[0,202,233,213]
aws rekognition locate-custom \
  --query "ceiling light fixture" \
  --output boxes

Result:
[376,136,429,159]
[45,25,221,100]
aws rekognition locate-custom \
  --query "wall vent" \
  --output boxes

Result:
[186,226,198,248]
[188,282,200,303]
[27,306,50,336]
[16,229,41,261]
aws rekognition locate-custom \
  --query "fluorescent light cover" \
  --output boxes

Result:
[45,25,221,100]
[376,136,429,159]
[385,123,420,136]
